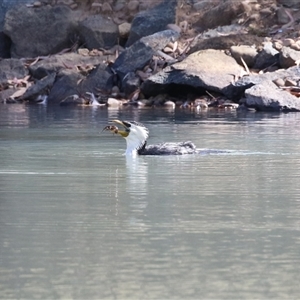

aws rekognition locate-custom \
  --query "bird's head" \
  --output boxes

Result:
[108,120,149,156]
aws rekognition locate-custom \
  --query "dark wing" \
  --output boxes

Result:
[139,141,197,155]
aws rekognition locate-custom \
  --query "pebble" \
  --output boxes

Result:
[118,22,131,38]
[127,0,139,11]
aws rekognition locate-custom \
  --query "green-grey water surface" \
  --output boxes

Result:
[1,104,300,299]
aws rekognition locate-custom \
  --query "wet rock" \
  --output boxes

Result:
[80,64,114,94]
[113,29,179,82]
[0,59,28,84]
[60,94,85,106]
[142,49,243,98]
[230,45,257,68]
[21,72,56,101]
[126,0,177,46]
[3,5,77,58]
[244,80,300,112]
[46,61,113,104]
[48,70,84,104]
[78,15,118,49]
[279,46,300,69]
[0,87,19,103]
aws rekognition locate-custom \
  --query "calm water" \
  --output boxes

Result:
[1,104,300,299]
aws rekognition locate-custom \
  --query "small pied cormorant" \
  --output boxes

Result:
[103,119,223,156]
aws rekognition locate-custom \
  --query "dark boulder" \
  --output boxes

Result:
[0,0,33,30]
[21,73,56,102]
[47,70,84,105]
[253,42,279,70]
[113,29,179,83]
[47,62,113,105]
[279,46,300,69]
[80,64,114,93]
[78,15,118,50]
[3,5,77,58]
[126,0,177,47]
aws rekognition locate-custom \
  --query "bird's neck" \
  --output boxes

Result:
[125,139,138,156]
[125,140,147,157]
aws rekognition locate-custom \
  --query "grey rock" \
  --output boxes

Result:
[226,65,300,99]
[29,53,106,79]
[113,29,179,82]
[122,72,141,97]
[78,15,118,49]
[244,80,300,112]
[126,0,177,47]
[47,62,113,104]
[48,70,84,104]
[189,33,263,54]
[230,45,257,68]
[4,5,77,58]
[253,42,279,70]
[21,73,56,101]
[279,46,300,69]
[194,0,244,31]
[60,94,85,106]
[142,49,243,98]
[80,64,114,93]
[0,58,28,84]
[0,0,33,30]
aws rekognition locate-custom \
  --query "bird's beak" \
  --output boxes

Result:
[112,120,129,137]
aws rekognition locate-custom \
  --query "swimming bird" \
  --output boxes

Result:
[103,119,201,156]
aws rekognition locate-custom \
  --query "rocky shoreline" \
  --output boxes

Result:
[1,0,300,112]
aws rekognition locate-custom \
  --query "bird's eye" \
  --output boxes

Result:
[123,121,131,127]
